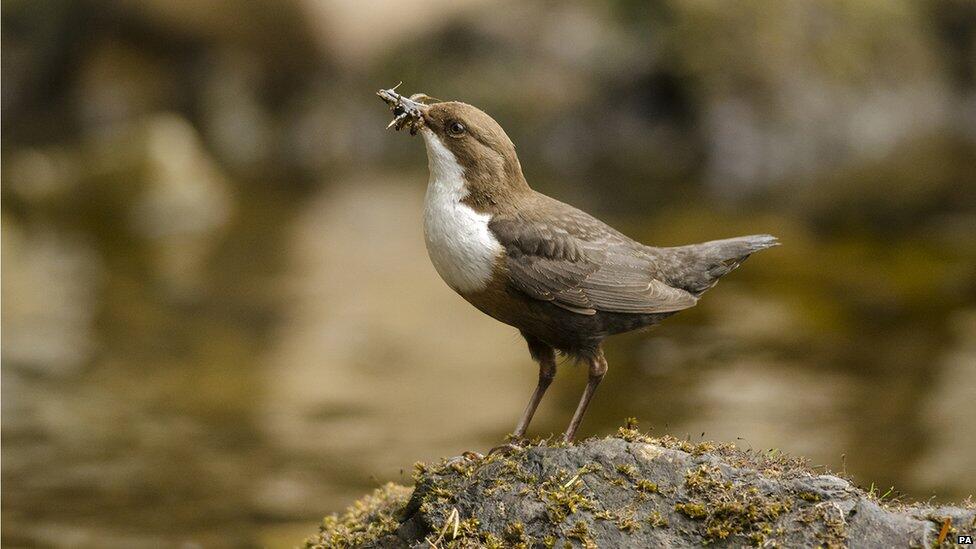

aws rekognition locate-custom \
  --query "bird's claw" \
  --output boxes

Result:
[444,450,485,466]
[487,439,528,456]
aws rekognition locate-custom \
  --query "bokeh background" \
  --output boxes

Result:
[3,0,975,546]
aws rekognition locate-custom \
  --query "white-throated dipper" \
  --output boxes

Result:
[377,85,779,444]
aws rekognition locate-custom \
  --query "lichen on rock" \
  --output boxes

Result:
[305,421,975,548]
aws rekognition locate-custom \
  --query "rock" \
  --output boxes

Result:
[305,423,975,548]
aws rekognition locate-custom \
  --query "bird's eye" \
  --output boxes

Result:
[447,121,466,136]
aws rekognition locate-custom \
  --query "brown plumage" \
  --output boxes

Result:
[377,87,779,444]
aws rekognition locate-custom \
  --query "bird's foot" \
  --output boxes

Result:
[487,437,529,456]
[443,450,484,466]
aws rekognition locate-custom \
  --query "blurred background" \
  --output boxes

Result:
[3,0,975,546]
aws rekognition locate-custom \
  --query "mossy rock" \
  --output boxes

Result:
[306,423,975,548]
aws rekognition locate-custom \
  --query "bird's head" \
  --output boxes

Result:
[378,85,529,205]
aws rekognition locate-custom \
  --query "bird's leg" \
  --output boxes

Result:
[488,337,556,455]
[512,342,557,439]
[562,349,608,442]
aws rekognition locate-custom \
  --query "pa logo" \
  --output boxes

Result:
[957,534,974,544]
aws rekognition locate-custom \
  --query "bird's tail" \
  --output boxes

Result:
[663,234,779,295]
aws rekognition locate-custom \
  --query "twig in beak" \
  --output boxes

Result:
[377,84,431,135]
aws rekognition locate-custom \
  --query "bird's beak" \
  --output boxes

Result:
[376,84,434,136]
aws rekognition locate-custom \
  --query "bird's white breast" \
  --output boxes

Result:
[420,129,502,293]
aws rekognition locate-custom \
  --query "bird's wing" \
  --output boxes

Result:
[489,215,698,316]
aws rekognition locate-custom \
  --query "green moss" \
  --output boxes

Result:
[614,461,658,502]
[647,510,669,528]
[616,463,640,481]
[567,521,597,549]
[456,516,481,537]
[480,531,504,549]
[684,465,728,492]
[304,483,411,549]
[499,456,538,484]
[616,417,653,443]
[675,502,708,519]
[540,469,597,522]
[483,478,511,497]
[798,491,822,503]
[412,461,429,482]
[503,521,531,548]
[594,507,643,532]
[615,510,642,532]
[428,485,456,501]
[578,462,605,476]
[636,479,659,494]
[676,464,792,546]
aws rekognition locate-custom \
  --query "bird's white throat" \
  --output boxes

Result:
[421,129,502,293]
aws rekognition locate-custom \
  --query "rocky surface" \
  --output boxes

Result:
[305,423,974,548]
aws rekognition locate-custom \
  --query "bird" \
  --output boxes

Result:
[377,85,779,444]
